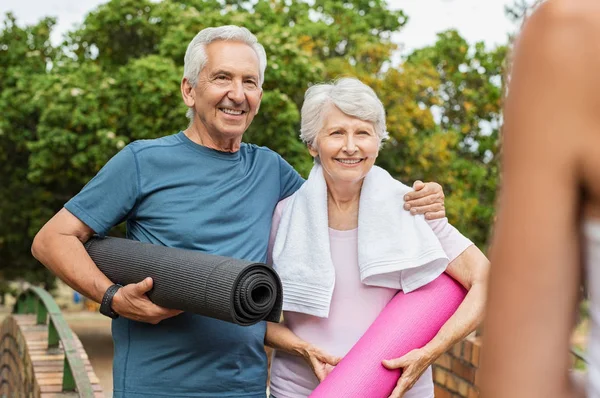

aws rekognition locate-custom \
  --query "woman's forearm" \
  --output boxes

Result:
[265,321,310,357]
[422,280,486,359]
[422,245,489,360]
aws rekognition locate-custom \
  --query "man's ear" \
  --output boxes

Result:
[181,77,195,108]
[255,88,264,115]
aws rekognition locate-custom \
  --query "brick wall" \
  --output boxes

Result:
[433,334,481,398]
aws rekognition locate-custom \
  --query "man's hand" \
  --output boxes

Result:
[111,277,183,324]
[382,348,434,398]
[300,343,342,382]
[403,181,445,220]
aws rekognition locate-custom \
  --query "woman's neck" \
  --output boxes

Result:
[325,177,363,231]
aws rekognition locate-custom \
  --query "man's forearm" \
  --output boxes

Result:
[32,231,113,303]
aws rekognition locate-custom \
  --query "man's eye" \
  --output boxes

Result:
[245,80,257,85]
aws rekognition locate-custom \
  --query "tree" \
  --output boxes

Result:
[396,30,507,246]
[0,0,507,287]
[0,14,59,286]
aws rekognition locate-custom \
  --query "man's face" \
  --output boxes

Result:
[188,40,263,141]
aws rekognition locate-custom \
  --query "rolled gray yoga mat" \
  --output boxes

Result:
[84,236,283,326]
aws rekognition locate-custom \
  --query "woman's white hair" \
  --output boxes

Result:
[183,25,267,121]
[300,78,388,147]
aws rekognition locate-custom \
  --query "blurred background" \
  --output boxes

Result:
[0,0,548,396]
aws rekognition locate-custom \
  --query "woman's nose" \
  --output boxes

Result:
[343,136,357,154]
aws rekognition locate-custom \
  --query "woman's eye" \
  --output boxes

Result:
[358,131,371,135]
[331,131,342,135]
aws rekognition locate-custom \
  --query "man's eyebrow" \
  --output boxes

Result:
[210,70,258,80]
[210,69,232,77]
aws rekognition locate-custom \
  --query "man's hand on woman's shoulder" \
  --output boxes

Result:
[403,181,446,220]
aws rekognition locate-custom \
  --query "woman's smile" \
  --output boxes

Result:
[334,158,364,166]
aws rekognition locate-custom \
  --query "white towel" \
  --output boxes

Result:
[272,163,449,318]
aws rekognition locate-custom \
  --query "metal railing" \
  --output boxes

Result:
[13,286,95,397]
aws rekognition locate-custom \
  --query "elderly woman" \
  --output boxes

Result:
[264,78,490,398]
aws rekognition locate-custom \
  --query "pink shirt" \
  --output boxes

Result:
[268,197,473,398]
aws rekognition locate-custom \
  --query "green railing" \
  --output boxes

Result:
[13,286,95,397]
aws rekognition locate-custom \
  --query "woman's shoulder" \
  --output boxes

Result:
[533,0,600,23]
[523,0,600,46]
[276,194,295,212]
[273,195,296,224]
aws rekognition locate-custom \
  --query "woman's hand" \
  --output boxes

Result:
[300,343,342,382]
[265,322,340,382]
[382,348,434,398]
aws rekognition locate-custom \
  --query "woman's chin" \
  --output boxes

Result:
[327,171,370,186]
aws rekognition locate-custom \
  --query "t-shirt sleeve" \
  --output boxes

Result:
[277,155,304,200]
[427,218,474,262]
[267,197,291,266]
[64,145,139,236]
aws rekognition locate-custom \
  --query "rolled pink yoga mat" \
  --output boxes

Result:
[309,273,466,398]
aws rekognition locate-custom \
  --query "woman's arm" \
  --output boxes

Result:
[265,198,340,380]
[480,2,596,397]
[265,322,340,381]
[418,245,489,356]
[382,245,490,398]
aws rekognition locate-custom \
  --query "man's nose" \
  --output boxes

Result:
[227,81,245,104]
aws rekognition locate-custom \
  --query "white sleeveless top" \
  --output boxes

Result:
[585,220,600,397]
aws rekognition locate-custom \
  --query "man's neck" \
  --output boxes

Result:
[184,123,242,153]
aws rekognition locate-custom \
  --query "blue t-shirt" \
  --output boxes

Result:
[65,131,304,397]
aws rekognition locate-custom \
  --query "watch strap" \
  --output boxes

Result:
[100,284,122,319]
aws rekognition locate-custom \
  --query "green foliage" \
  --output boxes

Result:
[395,30,507,246]
[0,0,507,285]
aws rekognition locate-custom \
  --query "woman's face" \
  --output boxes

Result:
[309,105,380,186]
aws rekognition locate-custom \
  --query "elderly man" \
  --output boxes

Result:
[32,26,446,397]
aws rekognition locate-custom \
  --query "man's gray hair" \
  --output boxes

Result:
[183,25,267,121]
[299,78,388,147]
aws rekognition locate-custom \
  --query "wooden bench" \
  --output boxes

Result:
[0,287,103,397]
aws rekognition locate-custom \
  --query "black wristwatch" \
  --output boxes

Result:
[100,284,123,319]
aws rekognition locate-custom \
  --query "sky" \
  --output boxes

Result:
[390,0,521,53]
[1,0,523,53]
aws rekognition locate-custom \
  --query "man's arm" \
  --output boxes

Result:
[277,155,447,219]
[32,145,182,324]
[32,208,109,302]
[32,208,181,324]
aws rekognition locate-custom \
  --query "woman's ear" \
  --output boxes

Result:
[308,143,318,158]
